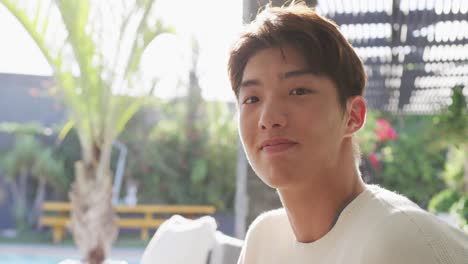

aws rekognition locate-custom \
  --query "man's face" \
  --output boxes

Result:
[237,45,349,189]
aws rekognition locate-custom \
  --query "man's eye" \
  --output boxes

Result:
[290,88,312,96]
[243,96,259,104]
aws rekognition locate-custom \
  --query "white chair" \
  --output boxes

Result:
[141,215,217,264]
[209,231,243,264]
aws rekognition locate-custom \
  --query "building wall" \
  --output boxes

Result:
[0,73,65,229]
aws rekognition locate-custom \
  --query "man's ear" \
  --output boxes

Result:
[344,96,366,138]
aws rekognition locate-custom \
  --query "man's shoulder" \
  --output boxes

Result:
[238,209,290,264]
[242,208,290,244]
[247,208,288,233]
[366,186,466,239]
[360,189,468,264]
[357,185,428,221]
[365,184,423,212]
[362,213,468,263]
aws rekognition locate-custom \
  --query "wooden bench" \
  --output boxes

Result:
[40,202,216,243]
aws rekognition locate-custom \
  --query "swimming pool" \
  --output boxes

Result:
[0,254,68,264]
[0,255,139,264]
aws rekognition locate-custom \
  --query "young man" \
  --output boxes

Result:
[228,3,468,264]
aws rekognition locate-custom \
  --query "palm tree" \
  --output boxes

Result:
[29,148,66,228]
[0,123,67,228]
[1,134,41,231]
[0,1,171,263]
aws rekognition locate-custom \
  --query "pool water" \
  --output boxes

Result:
[0,255,139,264]
[0,255,67,264]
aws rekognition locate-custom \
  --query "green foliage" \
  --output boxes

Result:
[120,99,237,211]
[355,110,379,155]
[0,134,41,230]
[32,149,67,190]
[441,147,465,192]
[432,85,468,148]
[450,196,468,231]
[0,122,76,195]
[429,189,461,213]
[1,134,41,180]
[0,132,68,230]
[427,85,467,230]
[378,136,445,207]
[198,103,238,210]
[0,133,68,192]
[363,114,446,207]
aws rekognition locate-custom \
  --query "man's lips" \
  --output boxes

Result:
[259,138,298,152]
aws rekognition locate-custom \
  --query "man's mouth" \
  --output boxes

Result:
[260,138,298,153]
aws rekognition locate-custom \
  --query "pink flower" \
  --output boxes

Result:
[368,153,381,170]
[375,118,398,142]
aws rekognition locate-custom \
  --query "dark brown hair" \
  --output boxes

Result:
[228,2,367,110]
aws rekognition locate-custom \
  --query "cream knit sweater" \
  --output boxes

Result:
[238,185,468,264]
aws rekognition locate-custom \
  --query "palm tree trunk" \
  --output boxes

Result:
[18,169,28,205]
[8,180,22,228]
[14,168,29,230]
[69,160,118,264]
[30,177,47,228]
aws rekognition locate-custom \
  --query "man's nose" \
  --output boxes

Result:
[258,100,287,130]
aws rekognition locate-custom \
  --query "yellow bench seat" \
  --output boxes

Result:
[39,202,216,243]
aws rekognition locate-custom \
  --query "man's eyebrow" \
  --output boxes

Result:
[239,79,260,89]
[282,69,317,79]
[239,69,317,90]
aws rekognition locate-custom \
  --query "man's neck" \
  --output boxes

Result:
[277,153,365,243]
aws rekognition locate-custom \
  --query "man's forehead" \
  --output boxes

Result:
[242,47,318,75]
[246,45,305,65]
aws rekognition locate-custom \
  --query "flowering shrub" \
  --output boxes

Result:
[357,115,398,171]
[375,118,398,142]
[357,112,446,207]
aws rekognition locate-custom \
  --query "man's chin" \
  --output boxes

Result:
[257,172,298,189]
